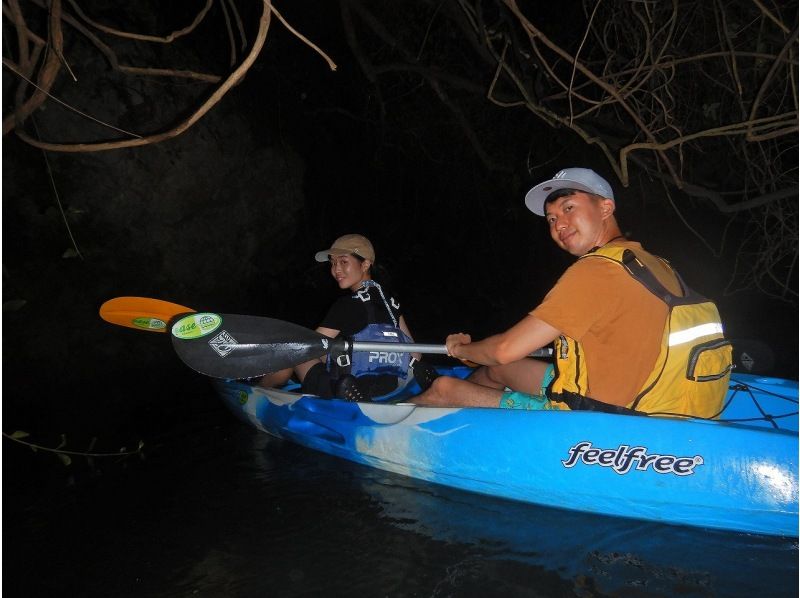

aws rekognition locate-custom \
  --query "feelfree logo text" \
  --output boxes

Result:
[562,441,703,476]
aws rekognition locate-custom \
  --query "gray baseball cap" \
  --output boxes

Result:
[525,168,614,216]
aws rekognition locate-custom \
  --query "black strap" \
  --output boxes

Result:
[551,390,647,416]
[618,249,710,307]
[331,286,379,379]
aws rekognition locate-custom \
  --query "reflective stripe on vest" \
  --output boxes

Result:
[669,323,724,346]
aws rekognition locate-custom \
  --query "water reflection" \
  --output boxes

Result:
[240,429,798,597]
[7,409,796,598]
[361,472,798,596]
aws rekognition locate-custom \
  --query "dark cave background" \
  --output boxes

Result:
[2,1,797,459]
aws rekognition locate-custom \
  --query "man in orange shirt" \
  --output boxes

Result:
[413,167,728,414]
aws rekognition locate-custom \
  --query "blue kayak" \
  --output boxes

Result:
[212,367,798,537]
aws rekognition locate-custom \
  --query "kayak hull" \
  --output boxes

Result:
[212,368,798,537]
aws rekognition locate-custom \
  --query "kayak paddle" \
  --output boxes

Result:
[99,296,195,332]
[167,312,553,380]
[99,298,552,379]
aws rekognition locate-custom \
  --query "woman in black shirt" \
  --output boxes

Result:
[259,234,434,400]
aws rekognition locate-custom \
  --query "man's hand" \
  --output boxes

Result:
[446,333,479,366]
[443,315,561,367]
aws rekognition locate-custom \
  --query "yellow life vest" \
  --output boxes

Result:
[549,245,733,418]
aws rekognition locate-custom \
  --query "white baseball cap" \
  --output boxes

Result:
[525,168,614,216]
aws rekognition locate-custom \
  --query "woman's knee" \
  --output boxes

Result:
[258,368,292,388]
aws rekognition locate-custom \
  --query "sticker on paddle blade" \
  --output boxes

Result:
[171,313,222,339]
[132,317,166,330]
[208,330,238,358]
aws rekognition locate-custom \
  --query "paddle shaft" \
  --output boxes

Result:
[348,340,553,359]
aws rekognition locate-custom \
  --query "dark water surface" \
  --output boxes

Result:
[4,382,798,598]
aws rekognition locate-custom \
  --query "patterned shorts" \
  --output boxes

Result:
[499,363,560,410]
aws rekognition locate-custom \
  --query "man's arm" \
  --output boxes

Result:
[446,314,561,366]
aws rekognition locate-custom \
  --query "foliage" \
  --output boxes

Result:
[1,0,334,150]
[3,430,144,468]
[338,0,798,299]
[2,0,797,298]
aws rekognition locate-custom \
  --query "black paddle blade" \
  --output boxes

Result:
[169,313,333,379]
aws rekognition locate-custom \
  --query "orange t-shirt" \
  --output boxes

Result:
[531,241,682,406]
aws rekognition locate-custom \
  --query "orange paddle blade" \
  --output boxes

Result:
[99,296,195,333]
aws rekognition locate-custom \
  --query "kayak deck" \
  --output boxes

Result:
[212,368,798,537]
